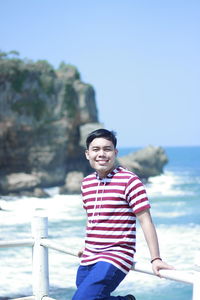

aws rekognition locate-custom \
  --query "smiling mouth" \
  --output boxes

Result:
[96,160,108,164]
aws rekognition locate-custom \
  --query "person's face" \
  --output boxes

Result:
[85,137,118,178]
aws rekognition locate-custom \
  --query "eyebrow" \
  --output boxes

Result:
[91,146,114,149]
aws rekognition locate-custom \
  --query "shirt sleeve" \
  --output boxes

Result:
[125,175,151,214]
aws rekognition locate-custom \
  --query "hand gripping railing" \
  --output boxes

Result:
[0,216,199,300]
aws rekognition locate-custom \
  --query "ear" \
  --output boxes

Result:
[85,150,90,160]
[115,148,118,156]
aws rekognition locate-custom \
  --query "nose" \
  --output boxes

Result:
[98,149,106,156]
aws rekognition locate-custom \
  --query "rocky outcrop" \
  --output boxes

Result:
[59,171,84,194]
[0,52,100,195]
[118,145,168,181]
[0,52,168,196]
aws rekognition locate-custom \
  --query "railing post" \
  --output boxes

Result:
[32,216,49,300]
[193,271,200,300]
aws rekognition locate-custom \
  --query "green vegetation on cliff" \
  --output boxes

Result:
[63,83,78,118]
[0,50,83,121]
[0,50,58,93]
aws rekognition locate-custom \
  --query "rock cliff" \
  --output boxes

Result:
[0,52,168,196]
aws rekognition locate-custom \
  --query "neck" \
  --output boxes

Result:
[96,165,117,179]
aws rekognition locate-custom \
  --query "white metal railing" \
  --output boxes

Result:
[0,216,199,300]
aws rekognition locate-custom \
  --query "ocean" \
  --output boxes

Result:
[0,146,199,300]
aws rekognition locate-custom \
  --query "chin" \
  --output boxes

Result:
[98,165,112,174]
[97,166,108,172]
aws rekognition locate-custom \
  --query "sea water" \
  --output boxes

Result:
[0,146,200,300]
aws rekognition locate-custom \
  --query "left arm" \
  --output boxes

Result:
[136,208,174,276]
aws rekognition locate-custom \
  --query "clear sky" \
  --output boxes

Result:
[1,0,199,147]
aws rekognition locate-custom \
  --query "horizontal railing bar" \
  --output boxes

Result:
[40,238,195,286]
[132,263,194,284]
[11,297,35,300]
[11,297,56,300]
[40,239,78,257]
[0,239,34,248]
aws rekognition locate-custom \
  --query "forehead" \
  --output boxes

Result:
[89,137,114,148]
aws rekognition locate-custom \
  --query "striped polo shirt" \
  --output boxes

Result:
[80,166,150,274]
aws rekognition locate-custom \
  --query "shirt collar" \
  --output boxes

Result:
[95,166,121,180]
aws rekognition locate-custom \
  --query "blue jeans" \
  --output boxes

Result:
[72,261,128,300]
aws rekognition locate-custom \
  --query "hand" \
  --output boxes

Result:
[152,259,174,277]
[77,248,84,258]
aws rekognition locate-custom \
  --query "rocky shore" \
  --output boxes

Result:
[0,52,168,197]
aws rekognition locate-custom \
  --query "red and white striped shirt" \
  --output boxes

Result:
[80,166,150,274]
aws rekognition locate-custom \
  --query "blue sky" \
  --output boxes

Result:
[1,0,199,147]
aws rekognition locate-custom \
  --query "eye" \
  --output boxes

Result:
[104,147,113,152]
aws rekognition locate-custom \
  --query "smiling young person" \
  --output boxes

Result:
[72,129,173,300]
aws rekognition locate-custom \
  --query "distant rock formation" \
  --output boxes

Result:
[0,51,168,196]
[118,145,168,180]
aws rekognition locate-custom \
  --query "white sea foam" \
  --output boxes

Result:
[0,194,84,225]
[146,171,195,197]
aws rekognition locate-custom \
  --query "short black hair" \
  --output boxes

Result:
[86,128,117,149]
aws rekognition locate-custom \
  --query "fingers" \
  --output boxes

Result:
[77,250,83,257]
[153,266,162,277]
[152,261,175,277]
